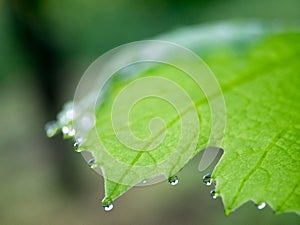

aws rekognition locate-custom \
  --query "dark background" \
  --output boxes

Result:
[0,0,299,224]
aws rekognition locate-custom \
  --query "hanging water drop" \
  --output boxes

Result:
[210,189,218,199]
[74,142,79,149]
[202,173,212,186]
[74,137,85,150]
[88,158,96,167]
[73,137,83,150]
[257,202,266,210]
[104,203,114,211]
[102,198,113,212]
[142,180,147,184]
[168,175,179,186]
[62,126,69,135]
[62,125,75,138]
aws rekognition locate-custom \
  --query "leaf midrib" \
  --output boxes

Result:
[104,46,300,199]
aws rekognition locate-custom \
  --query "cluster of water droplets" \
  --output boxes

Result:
[202,173,219,199]
[100,175,179,212]
[256,201,267,210]
[202,173,267,210]
[45,103,110,210]
[45,102,76,139]
[45,102,91,150]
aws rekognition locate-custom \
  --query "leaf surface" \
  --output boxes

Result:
[162,22,300,215]
[204,33,300,215]
[66,21,300,214]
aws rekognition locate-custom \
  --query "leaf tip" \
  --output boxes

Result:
[104,179,132,203]
[225,208,232,216]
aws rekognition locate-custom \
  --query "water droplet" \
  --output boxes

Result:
[168,175,179,186]
[104,203,113,211]
[62,126,69,134]
[257,202,266,210]
[88,158,96,167]
[102,198,113,211]
[202,173,212,186]
[62,126,75,138]
[74,142,79,149]
[45,121,59,137]
[74,137,84,150]
[210,189,218,199]
[74,141,81,150]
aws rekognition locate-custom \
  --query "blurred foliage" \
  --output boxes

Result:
[0,0,299,82]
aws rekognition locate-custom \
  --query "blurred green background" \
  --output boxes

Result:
[0,0,299,224]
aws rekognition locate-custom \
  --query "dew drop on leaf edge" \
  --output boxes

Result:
[62,125,76,139]
[74,137,85,151]
[62,126,69,134]
[257,202,267,210]
[104,203,114,211]
[202,173,212,186]
[88,158,96,167]
[73,141,79,150]
[168,175,179,186]
[102,198,113,212]
[210,189,218,199]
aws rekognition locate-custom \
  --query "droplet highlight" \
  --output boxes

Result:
[102,198,114,212]
[257,202,266,210]
[62,125,75,139]
[202,173,212,186]
[73,137,84,150]
[62,126,69,134]
[168,175,179,186]
[88,158,96,167]
[74,142,79,149]
[210,189,218,199]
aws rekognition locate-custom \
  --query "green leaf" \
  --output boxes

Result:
[161,21,300,215]
[48,21,300,215]
[206,32,300,215]
[78,59,216,203]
